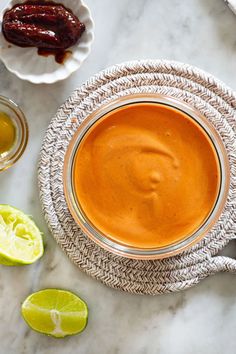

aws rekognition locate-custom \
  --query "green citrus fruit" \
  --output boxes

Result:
[21,289,88,338]
[0,204,44,265]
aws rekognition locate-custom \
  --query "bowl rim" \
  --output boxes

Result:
[63,93,230,260]
[0,0,94,84]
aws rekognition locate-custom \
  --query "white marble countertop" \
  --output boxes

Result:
[0,0,236,353]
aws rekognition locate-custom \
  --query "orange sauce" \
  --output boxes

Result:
[73,103,220,248]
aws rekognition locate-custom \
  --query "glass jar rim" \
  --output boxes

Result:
[64,94,230,260]
[0,95,28,172]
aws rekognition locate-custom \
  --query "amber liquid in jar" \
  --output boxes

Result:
[0,112,16,156]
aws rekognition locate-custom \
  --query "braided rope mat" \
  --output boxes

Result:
[38,60,236,295]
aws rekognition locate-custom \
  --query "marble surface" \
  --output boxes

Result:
[0,0,236,353]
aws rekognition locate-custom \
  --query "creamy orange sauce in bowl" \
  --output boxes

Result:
[64,95,230,259]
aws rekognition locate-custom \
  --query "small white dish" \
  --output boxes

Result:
[225,0,236,14]
[0,0,94,84]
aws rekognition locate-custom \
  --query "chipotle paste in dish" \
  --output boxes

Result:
[2,1,85,63]
[73,103,220,249]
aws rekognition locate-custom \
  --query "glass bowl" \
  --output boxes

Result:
[63,94,230,260]
[0,95,28,172]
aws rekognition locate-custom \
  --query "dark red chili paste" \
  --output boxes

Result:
[2,1,85,63]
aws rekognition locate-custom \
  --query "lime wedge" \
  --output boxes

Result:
[0,205,44,265]
[21,289,88,338]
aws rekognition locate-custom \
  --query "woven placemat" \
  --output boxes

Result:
[38,60,236,295]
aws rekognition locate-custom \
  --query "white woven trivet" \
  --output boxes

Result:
[38,60,236,295]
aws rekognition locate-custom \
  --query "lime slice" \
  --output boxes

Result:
[0,205,44,265]
[21,289,88,338]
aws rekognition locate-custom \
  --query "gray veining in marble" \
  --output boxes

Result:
[0,0,236,353]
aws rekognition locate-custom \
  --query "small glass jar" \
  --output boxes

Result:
[0,96,28,172]
[64,94,230,260]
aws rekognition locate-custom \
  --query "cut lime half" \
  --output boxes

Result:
[0,205,44,265]
[21,289,88,338]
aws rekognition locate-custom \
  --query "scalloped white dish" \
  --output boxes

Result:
[0,0,94,84]
[225,0,236,14]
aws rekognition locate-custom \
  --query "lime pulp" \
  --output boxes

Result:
[0,205,44,265]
